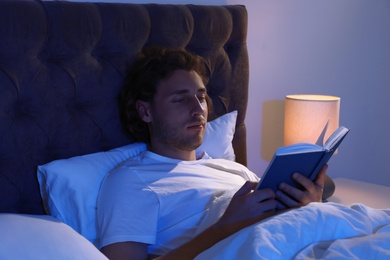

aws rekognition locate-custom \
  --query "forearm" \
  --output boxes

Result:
[157,211,276,260]
[156,181,280,259]
[157,223,228,260]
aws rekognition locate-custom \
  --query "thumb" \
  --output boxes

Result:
[234,181,257,197]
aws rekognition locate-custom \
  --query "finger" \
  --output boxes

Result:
[278,181,305,200]
[292,172,323,197]
[246,199,277,219]
[275,190,300,208]
[314,164,327,188]
[257,198,278,211]
[234,181,258,197]
[276,200,287,210]
[292,172,313,191]
[278,180,314,205]
[249,188,275,203]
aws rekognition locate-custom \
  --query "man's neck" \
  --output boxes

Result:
[148,143,197,161]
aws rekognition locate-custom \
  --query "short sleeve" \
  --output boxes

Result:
[97,166,160,249]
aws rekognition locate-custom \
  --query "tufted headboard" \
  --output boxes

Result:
[0,1,249,214]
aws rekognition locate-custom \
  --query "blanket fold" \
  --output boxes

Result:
[195,191,390,259]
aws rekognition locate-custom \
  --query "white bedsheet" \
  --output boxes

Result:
[195,190,390,259]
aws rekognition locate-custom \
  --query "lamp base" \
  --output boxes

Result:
[322,175,336,200]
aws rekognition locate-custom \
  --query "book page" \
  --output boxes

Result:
[324,126,350,150]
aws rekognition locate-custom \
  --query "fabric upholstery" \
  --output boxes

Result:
[0,1,249,214]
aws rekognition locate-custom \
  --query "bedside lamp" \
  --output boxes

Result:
[284,94,340,199]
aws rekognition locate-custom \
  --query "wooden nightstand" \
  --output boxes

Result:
[327,178,390,209]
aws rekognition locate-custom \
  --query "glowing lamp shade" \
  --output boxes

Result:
[284,95,340,147]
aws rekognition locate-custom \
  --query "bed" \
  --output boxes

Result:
[0,1,389,259]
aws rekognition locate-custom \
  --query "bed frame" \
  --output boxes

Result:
[0,1,249,214]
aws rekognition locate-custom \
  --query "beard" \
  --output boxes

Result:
[151,115,205,152]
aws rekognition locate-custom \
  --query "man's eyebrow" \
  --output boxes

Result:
[170,87,207,95]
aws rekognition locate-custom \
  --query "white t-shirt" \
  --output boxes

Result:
[97,151,259,255]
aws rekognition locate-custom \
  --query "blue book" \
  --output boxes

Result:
[256,125,350,192]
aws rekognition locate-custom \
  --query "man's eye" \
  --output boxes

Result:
[173,98,185,103]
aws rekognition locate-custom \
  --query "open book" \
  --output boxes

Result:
[256,124,350,192]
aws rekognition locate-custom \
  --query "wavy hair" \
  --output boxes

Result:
[119,47,211,143]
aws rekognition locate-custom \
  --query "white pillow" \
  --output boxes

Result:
[196,110,237,160]
[37,142,147,245]
[0,213,107,259]
[37,111,237,245]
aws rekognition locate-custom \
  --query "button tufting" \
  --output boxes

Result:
[0,1,249,214]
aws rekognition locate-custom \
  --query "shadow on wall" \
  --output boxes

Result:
[261,100,285,162]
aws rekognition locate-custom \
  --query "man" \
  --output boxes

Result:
[97,47,326,259]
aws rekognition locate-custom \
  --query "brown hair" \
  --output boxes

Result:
[119,47,210,143]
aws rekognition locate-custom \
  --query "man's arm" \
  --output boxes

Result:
[167,165,328,259]
[102,181,277,260]
[158,181,277,260]
[101,167,327,260]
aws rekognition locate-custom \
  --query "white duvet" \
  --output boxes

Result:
[195,190,390,259]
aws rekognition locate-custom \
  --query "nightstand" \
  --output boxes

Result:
[327,177,390,209]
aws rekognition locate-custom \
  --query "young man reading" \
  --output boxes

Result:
[97,47,326,259]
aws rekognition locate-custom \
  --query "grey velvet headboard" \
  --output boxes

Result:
[0,1,249,214]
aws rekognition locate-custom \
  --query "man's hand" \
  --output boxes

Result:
[275,164,328,208]
[216,181,277,232]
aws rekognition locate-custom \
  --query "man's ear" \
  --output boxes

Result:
[135,100,152,123]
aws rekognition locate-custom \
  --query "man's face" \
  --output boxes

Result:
[141,70,208,153]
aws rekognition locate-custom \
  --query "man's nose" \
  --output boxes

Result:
[192,96,206,116]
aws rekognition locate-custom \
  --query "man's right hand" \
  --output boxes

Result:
[215,181,277,234]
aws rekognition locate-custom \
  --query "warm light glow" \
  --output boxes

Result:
[284,94,340,147]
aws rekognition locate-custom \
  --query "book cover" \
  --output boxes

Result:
[256,125,350,192]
